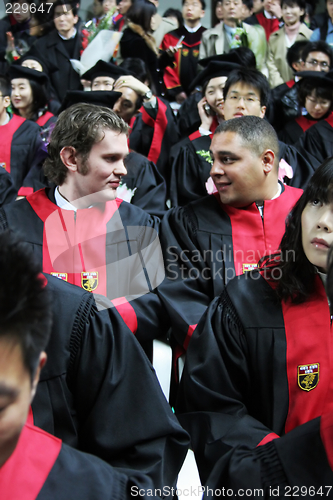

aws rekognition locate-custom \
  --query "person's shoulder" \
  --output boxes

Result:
[298,23,313,37]
[202,23,222,37]
[116,198,160,225]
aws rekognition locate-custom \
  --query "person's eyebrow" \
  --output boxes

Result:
[0,383,19,399]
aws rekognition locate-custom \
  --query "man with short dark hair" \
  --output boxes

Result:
[160,0,207,103]
[158,116,302,352]
[30,0,83,101]
[0,231,187,498]
[0,103,168,351]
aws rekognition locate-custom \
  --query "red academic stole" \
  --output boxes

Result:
[256,12,280,40]
[141,98,168,165]
[27,189,122,296]
[282,276,333,433]
[27,190,138,334]
[36,111,54,127]
[0,422,62,500]
[295,115,317,133]
[325,111,333,127]
[220,185,302,276]
[0,114,25,172]
[285,79,295,89]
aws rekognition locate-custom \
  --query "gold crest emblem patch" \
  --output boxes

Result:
[298,363,319,391]
[50,272,68,281]
[242,263,258,273]
[81,272,98,292]
[0,163,6,170]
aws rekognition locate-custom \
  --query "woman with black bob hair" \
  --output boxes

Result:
[8,64,56,128]
[261,156,333,302]
[279,72,333,144]
[176,158,333,490]
[118,0,175,95]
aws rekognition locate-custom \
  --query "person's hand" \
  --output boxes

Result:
[166,44,181,56]
[113,75,152,99]
[175,91,187,104]
[198,96,213,131]
[268,0,282,18]
[6,32,15,53]
[80,79,91,90]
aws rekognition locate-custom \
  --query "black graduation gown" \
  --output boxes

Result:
[176,272,333,494]
[129,97,180,182]
[0,188,170,348]
[176,91,202,139]
[30,29,83,102]
[160,26,207,99]
[157,186,302,350]
[1,421,168,500]
[0,114,43,191]
[0,169,16,205]
[169,130,312,207]
[294,113,333,171]
[30,274,188,489]
[121,151,167,218]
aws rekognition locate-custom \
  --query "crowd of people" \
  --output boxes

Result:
[1,0,333,497]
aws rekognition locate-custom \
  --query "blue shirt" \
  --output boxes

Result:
[311,18,333,45]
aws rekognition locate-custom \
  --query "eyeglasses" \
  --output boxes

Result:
[305,59,329,69]
[226,93,260,103]
[306,96,331,107]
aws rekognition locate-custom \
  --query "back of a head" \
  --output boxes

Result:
[302,41,333,68]
[126,0,157,32]
[286,40,309,69]
[223,67,270,107]
[44,103,128,185]
[0,231,52,379]
[214,115,280,162]
[229,47,257,68]
[0,75,10,98]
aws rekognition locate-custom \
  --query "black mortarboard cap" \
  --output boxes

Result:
[190,61,241,92]
[81,60,131,82]
[59,89,122,113]
[8,64,49,85]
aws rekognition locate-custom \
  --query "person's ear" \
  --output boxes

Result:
[60,146,79,172]
[261,149,275,174]
[30,351,47,401]
[259,105,266,118]
[3,96,10,108]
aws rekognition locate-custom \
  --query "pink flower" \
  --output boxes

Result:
[205,176,218,194]
[278,159,293,183]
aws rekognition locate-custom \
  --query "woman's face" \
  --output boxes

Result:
[301,200,333,272]
[305,90,331,120]
[11,78,33,116]
[103,0,116,13]
[205,76,227,118]
[216,1,224,20]
[281,2,304,25]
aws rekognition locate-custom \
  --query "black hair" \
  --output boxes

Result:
[0,231,52,379]
[260,158,333,303]
[281,0,306,22]
[31,1,56,36]
[126,0,156,32]
[302,40,333,67]
[52,0,78,17]
[298,79,333,109]
[286,40,308,69]
[163,8,183,27]
[0,75,11,97]
[242,0,253,11]
[11,78,49,121]
[214,115,279,166]
[182,0,206,9]
[119,57,155,98]
[223,67,270,107]
[229,47,257,68]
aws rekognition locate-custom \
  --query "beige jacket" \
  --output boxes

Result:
[267,23,312,88]
[151,14,178,48]
[199,21,268,75]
